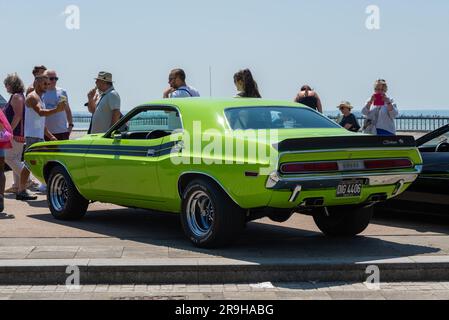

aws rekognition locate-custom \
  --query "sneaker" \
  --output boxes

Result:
[16,190,38,201]
[0,196,4,213]
[5,186,18,194]
[26,180,40,190]
[37,184,47,193]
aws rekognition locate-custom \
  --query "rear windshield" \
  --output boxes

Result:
[225,106,340,130]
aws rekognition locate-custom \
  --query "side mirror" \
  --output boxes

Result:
[112,130,122,140]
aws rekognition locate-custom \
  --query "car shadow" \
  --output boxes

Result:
[29,207,440,263]
[374,209,449,234]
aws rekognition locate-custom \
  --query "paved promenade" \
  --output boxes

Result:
[2,169,449,285]
[2,282,449,300]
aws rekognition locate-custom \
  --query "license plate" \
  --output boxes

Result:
[336,180,363,198]
[338,160,365,171]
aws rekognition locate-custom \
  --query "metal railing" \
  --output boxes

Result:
[327,116,449,132]
[72,115,449,133]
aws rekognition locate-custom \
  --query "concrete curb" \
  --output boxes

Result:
[2,257,449,285]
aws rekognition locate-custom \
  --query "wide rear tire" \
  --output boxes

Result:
[181,179,245,248]
[47,166,89,221]
[313,205,373,237]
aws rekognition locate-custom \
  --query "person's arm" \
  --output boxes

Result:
[362,96,374,116]
[63,92,74,133]
[294,92,304,103]
[348,114,360,131]
[26,95,65,117]
[109,93,121,127]
[111,110,121,127]
[315,94,323,113]
[163,87,175,99]
[9,94,25,131]
[353,114,361,131]
[385,97,399,118]
[25,86,34,97]
[44,126,57,141]
[87,89,98,114]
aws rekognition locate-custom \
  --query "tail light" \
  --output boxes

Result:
[280,162,339,174]
[280,158,413,174]
[364,159,413,170]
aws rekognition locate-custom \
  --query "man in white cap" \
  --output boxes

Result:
[87,72,121,134]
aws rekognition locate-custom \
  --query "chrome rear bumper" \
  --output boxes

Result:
[266,166,422,190]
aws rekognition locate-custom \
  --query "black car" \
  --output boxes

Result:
[378,124,449,215]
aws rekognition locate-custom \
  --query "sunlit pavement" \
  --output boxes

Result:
[1,171,449,299]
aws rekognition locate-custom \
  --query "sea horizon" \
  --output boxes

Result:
[72,108,449,118]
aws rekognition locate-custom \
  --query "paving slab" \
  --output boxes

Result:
[2,172,449,285]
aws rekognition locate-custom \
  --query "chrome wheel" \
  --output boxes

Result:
[186,190,215,238]
[49,173,68,211]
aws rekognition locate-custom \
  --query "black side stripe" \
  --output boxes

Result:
[26,141,178,158]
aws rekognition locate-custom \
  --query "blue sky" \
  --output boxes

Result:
[1,0,448,112]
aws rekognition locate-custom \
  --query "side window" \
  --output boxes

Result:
[115,108,182,140]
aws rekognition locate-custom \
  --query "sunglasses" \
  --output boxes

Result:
[48,77,59,81]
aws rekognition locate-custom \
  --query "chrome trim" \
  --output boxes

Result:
[392,180,405,196]
[49,173,68,211]
[289,185,302,203]
[104,104,185,138]
[185,190,214,238]
[278,147,417,155]
[266,165,422,190]
[178,171,241,206]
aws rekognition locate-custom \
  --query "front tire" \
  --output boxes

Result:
[181,179,245,248]
[47,166,89,220]
[313,205,373,237]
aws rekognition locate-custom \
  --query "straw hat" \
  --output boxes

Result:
[94,71,113,83]
[337,101,353,110]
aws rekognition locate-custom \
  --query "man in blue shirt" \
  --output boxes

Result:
[163,69,200,99]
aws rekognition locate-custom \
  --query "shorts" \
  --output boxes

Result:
[25,137,45,150]
[0,149,4,157]
[376,128,395,136]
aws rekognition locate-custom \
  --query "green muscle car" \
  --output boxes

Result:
[24,98,422,247]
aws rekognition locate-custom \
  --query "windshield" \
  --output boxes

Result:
[225,106,340,130]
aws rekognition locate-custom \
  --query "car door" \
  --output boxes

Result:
[84,105,182,203]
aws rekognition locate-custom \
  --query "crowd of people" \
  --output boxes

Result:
[0,66,399,213]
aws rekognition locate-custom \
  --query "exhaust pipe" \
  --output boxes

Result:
[368,193,388,202]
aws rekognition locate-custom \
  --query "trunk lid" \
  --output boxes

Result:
[276,134,422,173]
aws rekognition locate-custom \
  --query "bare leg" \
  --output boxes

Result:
[0,157,5,212]
[18,167,31,194]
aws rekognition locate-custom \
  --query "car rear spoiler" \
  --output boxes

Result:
[275,135,416,152]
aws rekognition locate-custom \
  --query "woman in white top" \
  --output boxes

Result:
[362,79,399,136]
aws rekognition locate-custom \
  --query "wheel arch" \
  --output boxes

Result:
[43,161,67,183]
[43,161,84,196]
[177,172,242,208]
